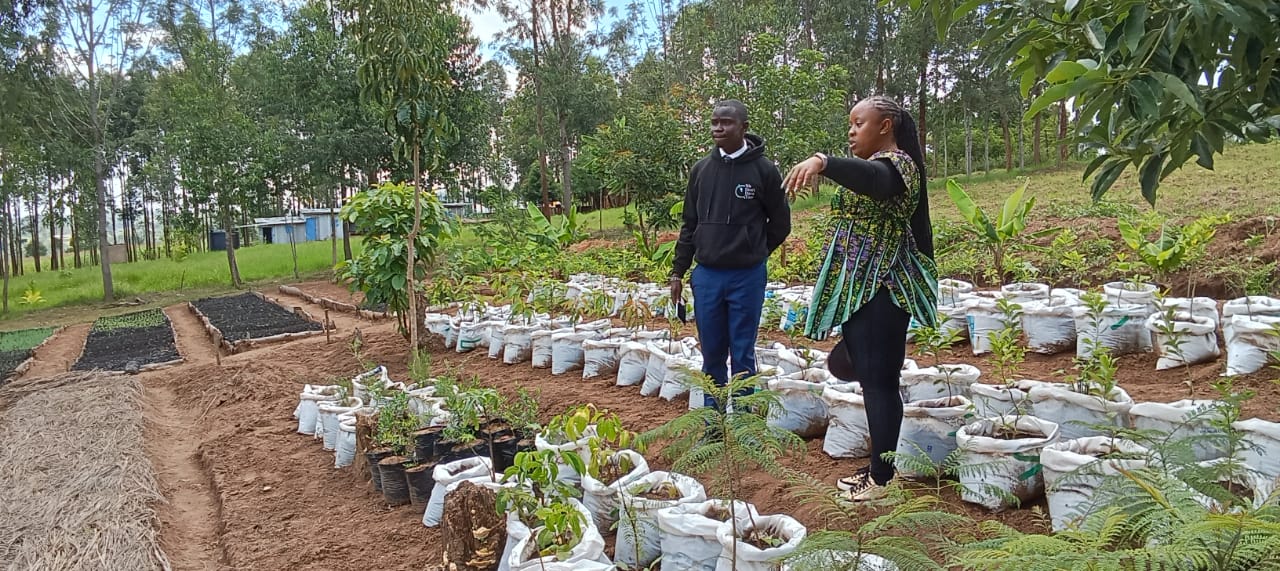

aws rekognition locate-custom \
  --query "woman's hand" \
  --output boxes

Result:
[783,155,825,195]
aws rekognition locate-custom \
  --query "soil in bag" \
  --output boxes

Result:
[480,417,514,442]
[365,448,394,492]
[440,438,489,464]
[413,426,445,463]
[405,462,436,509]
[378,456,412,506]
[491,434,520,473]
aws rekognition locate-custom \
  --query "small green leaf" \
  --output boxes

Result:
[1124,5,1147,53]
[1046,61,1088,84]
[1139,152,1165,206]
[1154,73,1200,113]
[1084,19,1106,50]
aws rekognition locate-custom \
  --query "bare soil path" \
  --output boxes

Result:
[19,323,89,379]
[145,380,231,571]
[164,304,220,366]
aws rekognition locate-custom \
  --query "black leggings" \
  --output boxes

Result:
[838,288,910,485]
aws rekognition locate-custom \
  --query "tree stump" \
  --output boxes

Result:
[355,410,378,481]
[442,481,506,571]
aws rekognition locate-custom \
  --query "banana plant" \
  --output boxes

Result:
[946,178,1060,284]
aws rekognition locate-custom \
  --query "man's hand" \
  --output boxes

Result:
[669,277,683,306]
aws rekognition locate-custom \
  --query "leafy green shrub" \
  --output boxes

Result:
[92,309,169,332]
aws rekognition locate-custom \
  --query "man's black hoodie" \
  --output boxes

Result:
[671,133,791,278]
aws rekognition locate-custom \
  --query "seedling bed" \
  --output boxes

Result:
[0,326,58,383]
[73,309,181,372]
[190,292,326,353]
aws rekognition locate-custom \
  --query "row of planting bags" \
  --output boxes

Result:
[293,367,449,470]
[419,444,891,571]
[786,359,1280,527]
[931,280,1280,375]
[424,303,835,412]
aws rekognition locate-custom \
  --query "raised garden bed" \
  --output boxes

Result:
[277,285,390,320]
[190,292,327,354]
[73,309,182,372]
[0,326,59,383]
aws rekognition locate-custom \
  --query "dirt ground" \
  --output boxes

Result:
[12,279,1280,569]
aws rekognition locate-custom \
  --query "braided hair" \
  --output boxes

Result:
[860,95,934,260]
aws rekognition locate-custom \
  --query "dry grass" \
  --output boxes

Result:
[0,372,167,570]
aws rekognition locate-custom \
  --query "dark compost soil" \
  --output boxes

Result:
[191,293,323,341]
[73,323,180,372]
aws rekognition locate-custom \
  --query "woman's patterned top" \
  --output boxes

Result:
[802,149,938,340]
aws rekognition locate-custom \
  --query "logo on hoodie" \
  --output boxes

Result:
[734,183,756,200]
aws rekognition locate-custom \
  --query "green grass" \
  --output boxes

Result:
[2,238,362,321]
[931,141,1280,222]
[0,327,55,351]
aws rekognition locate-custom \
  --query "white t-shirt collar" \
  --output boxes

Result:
[719,140,749,160]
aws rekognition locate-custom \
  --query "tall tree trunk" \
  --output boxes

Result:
[1057,101,1068,166]
[9,200,20,277]
[1003,114,1013,171]
[964,112,972,177]
[1032,106,1042,166]
[94,148,114,301]
[48,182,58,271]
[330,186,338,267]
[558,113,573,213]
[918,46,928,148]
[161,192,172,259]
[532,0,551,220]
[30,191,41,272]
[406,134,422,349]
[984,116,991,172]
[1018,102,1026,169]
[941,100,948,178]
[0,210,7,313]
[223,207,242,287]
[72,207,82,268]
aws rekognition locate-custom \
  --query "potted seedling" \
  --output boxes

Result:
[902,313,974,402]
[439,380,500,465]
[638,371,805,570]
[372,391,418,506]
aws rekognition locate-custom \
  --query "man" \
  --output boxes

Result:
[670,99,791,409]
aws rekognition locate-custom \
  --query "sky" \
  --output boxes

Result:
[461,0,658,90]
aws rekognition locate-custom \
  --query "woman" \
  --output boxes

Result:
[783,96,937,501]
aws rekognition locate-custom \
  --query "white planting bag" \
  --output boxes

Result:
[551,330,594,375]
[1022,296,1078,355]
[296,386,340,435]
[531,329,560,369]
[1026,384,1133,441]
[821,384,870,458]
[1224,314,1280,376]
[1222,296,1280,342]
[502,324,538,365]
[772,346,809,376]
[423,456,494,527]
[661,356,701,401]
[1073,302,1153,359]
[964,297,1005,355]
[767,375,831,438]
[1145,312,1220,370]
[581,450,651,530]
[351,365,390,403]
[896,396,973,477]
[535,427,596,485]
[318,397,363,451]
[1129,399,1226,461]
[504,498,612,571]
[938,279,975,306]
[335,418,358,468]
[641,346,671,397]
[714,514,807,571]
[456,320,491,353]
[617,342,651,386]
[1233,418,1280,480]
[899,364,980,402]
[1157,297,1220,325]
[1103,281,1158,309]
[1042,437,1150,531]
[657,500,758,571]
[616,471,708,570]
[937,303,970,346]
[424,313,454,346]
[955,415,1060,511]
[488,324,507,359]
[969,379,1063,418]
[583,338,626,379]
[1001,282,1050,305]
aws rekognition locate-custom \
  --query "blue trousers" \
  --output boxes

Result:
[691,261,766,409]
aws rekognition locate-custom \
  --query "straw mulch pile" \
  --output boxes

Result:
[0,372,167,570]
